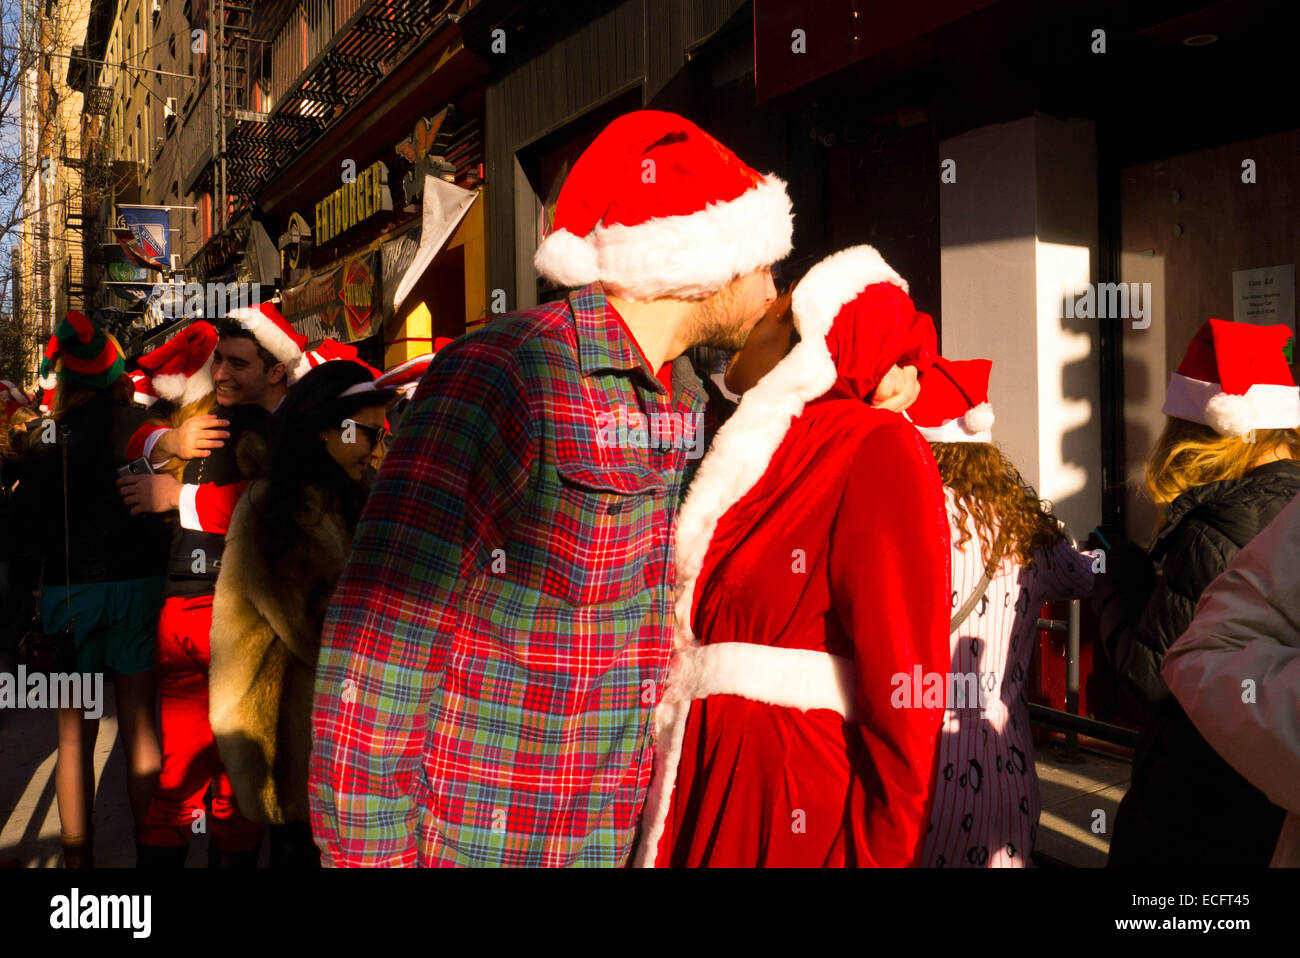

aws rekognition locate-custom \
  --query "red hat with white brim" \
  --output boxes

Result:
[907,356,996,443]
[127,369,161,407]
[137,320,218,405]
[1162,318,1300,437]
[534,110,793,301]
[294,338,383,381]
[2,379,32,417]
[373,338,454,400]
[225,302,307,382]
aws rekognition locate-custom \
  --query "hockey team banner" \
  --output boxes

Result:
[116,205,171,271]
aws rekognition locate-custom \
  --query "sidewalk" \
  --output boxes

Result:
[2,666,1129,868]
[1033,741,1132,867]
[0,663,229,867]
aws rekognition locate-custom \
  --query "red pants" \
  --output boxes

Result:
[140,594,263,851]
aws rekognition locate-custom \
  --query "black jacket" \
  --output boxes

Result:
[13,398,171,584]
[1096,459,1300,867]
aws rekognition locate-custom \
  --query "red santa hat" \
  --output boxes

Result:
[1,380,31,418]
[127,369,161,407]
[373,338,454,400]
[1162,318,1300,437]
[293,338,382,381]
[137,320,218,406]
[225,302,307,380]
[533,110,793,301]
[907,357,996,443]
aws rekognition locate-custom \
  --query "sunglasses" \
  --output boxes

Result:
[342,420,389,447]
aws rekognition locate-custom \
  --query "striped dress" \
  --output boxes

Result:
[923,487,1095,867]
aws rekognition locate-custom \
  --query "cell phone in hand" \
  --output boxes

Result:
[117,457,154,478]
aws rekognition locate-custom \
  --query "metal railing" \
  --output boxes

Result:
[1028,527,1138,757]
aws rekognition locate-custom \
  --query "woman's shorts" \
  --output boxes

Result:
[40,575,166,676]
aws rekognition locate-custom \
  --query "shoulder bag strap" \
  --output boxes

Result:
[950,536,1006,634]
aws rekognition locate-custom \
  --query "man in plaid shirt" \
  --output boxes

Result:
[308,110,794,865]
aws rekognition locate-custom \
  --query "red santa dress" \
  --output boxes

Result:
[635,246,952,867]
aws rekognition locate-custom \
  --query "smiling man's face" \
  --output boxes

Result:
[211,336,284,408]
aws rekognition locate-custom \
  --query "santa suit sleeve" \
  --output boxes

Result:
[126,423,169,462]
[178,480,248,535]
[829,418,950,867]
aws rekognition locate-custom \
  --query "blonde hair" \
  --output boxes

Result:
[156,391,218,480]
[1144,417,1300,519]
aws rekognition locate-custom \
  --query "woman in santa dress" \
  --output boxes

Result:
[905,357,1095,867]
[635,245,953,867]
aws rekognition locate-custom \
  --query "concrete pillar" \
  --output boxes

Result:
[939,113,1103,541]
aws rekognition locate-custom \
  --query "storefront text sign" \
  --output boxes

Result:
[315,161,392,246]
[283,250,382,344]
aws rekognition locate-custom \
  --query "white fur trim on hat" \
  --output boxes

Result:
[536,176,794,301]
[964,401,995,435]
[789,244,908,342]
[181,353,214,406]
[227,306,302,367]
[632,245,910,867]
[533,228,599,289]
[290,351,314,384]
[151,372,186,403]
[1163,372,1300,436]
[38,372,58,391]
[915,414,994,444]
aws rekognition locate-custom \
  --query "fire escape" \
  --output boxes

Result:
[195,0,464,262]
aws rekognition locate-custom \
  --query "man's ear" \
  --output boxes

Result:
[266,361,287,385]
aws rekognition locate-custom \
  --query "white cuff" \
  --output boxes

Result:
[144,428,168,463]
[178,484,202,531]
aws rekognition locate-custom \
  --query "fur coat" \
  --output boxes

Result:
[210,459,353,825]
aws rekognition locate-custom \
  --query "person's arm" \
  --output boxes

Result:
[1033,536,1097,600]
[1163,496,1300,817]
[308,344,536,867]
[829,419,950,867]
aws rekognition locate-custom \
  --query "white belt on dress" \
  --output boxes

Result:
[665,641,859,721]
[632,642,858,867]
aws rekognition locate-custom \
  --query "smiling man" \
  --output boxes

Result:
[122,303,307,867]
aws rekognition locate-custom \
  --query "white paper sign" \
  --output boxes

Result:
[1233,264,1295,331]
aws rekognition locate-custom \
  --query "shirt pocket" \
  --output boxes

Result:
[543,451,667,609]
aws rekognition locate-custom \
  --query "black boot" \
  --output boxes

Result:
[207,843,261,868]
[136,840,188,868]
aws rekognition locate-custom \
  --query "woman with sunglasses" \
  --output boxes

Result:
[208,360,395,867]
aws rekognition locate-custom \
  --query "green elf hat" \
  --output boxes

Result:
[38,310,125,392]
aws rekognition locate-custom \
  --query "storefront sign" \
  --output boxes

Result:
[282,249,382,344]
[340,255,377,340]
[315,161,392,246]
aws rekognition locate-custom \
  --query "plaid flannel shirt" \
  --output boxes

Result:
[309,284,715,866]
